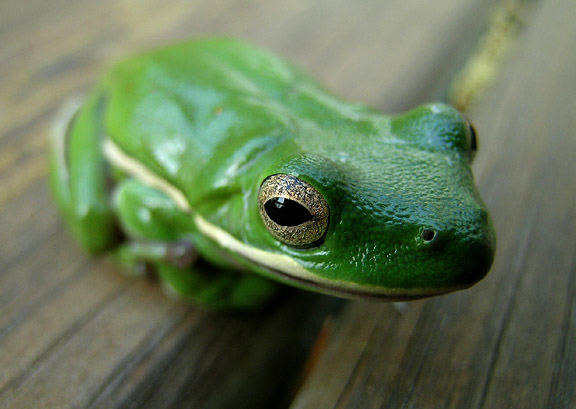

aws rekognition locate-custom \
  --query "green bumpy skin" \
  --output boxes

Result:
[50,37,496,309]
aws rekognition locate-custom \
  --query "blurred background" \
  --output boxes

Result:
[1,0,574,408]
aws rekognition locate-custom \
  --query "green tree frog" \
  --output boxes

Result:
[50,38,495,309]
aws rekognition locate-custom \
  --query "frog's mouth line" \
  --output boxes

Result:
[193,213,470,301]
[257,263,469,301]
[259,265,439,301]
[103,138,469,301]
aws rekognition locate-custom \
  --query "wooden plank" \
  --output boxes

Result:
[290,0,576,408]
[0,0,500,408]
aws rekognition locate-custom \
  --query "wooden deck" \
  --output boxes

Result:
[1,0,574,408]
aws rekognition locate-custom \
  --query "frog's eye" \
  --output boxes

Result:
[466,121,478,159]
[258,174,329,248]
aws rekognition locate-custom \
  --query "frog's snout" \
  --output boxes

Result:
[451,235,494,286]
[413,206,494,289]
[458,233,495,287]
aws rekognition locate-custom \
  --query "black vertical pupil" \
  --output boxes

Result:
[264,197,313,226]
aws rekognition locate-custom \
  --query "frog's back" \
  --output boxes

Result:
[100,40,301,197]
[101,38,379,203]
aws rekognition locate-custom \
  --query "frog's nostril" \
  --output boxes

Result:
[421,229,436,242]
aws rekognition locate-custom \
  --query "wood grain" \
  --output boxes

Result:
[3,0,571,408]
[290,0,576,408]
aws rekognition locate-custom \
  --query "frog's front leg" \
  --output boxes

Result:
[113,179,278,309]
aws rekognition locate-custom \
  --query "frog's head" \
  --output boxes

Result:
[248,103,495,300]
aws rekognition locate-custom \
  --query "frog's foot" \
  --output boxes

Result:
[114,240,277,309]
[115,239,198,277]
[156,262,278,310]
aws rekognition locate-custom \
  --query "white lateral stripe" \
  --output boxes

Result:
[102,138,318,279]
[103,139,192,212]
[193,214,318,279]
